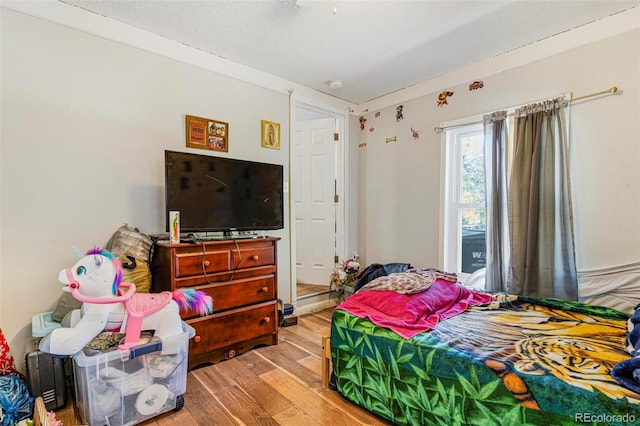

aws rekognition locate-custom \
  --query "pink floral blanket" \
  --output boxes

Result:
[337,278,494,339]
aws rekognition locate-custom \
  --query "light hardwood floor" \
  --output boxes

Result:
[52,308,390,425]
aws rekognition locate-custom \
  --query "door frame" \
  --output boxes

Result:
[289,94,349,303]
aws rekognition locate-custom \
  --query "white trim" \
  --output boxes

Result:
[335,115,347,263]
[294,94,351,117]
[438,113,485,134]
[289,93,350,302]
[438,132,447,270]
[287,92,297,304]
[293,297,339,317]
[442,123,485,277]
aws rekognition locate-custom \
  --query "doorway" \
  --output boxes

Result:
[291,101,346,305]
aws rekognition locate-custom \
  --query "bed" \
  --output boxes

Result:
[322,268,640,426]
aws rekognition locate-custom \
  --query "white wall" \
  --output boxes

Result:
[358,29,640,273]
[1,8,295,371]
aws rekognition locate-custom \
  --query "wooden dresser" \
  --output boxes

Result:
[151,237,279,369]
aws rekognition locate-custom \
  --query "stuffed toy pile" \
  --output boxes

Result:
[0,328,32,425]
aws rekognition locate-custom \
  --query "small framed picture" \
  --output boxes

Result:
[186,114,229,152]
[261,120,280,150]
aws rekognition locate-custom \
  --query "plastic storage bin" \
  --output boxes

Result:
[72,323,194,426]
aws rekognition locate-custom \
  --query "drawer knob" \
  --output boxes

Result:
[261,286,269,293]
[263,316,270,323]
[204,260,210,267]
[251,254,259,261]
[194,335,201,343]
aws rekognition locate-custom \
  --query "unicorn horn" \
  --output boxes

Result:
[71,245,84,259]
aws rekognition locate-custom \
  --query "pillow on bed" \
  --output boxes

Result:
[337,279,493,339]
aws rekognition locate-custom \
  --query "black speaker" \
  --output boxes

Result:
[25,350,67,411]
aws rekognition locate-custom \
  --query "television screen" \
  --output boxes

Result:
[165,150,284,233]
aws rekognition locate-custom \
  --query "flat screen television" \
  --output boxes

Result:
[164,150,284,234]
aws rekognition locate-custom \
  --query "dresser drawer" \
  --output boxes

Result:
[174,249,231,278]
[151,238,280,369]
[180,275,275,320]
[233,245,275,269]
[188,302,277,358]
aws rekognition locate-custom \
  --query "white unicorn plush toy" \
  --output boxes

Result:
[39,247,212,356]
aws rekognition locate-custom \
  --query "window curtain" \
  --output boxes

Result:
[484,97,578,299]
[509,97,577,299]
[483,111,509,292]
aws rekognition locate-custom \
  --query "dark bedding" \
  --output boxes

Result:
[611,306,640,394]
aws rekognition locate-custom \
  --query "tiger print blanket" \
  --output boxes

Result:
[331,296,640,425]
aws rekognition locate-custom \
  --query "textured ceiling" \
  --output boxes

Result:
[61,0,639,104]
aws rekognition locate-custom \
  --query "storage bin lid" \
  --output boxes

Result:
[73,322,194,367]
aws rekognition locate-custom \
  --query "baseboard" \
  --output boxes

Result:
[294,297,338,316]
[296,290,331,302]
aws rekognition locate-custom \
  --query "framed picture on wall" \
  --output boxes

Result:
[186,114,229,152]
[261,120,280,150]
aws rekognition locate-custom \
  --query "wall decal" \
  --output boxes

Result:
[385,136,397,143]
[375,112,381,118]
[411,127,422,140]
[396,105,404,121]
[369,127,375,132]
[359,116,367,130]
[437,91,454,107]
[469,81,484,91]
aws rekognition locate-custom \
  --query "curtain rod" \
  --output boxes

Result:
[433,86,619,134]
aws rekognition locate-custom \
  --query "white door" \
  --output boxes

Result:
[293,117,336,285]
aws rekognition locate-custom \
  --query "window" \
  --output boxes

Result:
[443,123,486,282]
